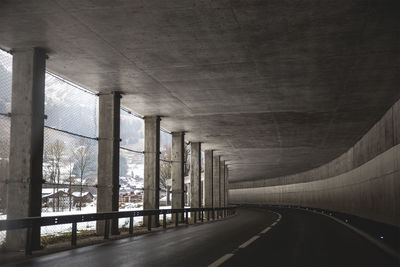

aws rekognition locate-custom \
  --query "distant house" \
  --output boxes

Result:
[119,191,142,203]
[72,191,94,207]
[42,189,70,210]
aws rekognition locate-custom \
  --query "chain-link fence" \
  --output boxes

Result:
[160,130,172,208]
[201,150,205,206]
[184,142,191,206]
[119,109,145,229]
[0,49,12,246]
[40,73,99,242]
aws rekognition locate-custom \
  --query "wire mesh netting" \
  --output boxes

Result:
[41,73,99,241]
[160,130,172,207]
[44,73,98,138]
[201,150,205,206]
[184,142,191,206]
[120,109,144,152]
[42,127,98,213]
[0,49,12,246]
[119,149,144,210]
[119,109,145,227]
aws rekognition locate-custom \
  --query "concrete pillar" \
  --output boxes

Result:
[143,116,160,226]
[96,92,120,236]
[204,150,213,208]
[225,167,229,206]
[213,155,220,208]
[6,48,46,251]
[220,161,225,208]
[171,132,184,221]
[190,142,201,218]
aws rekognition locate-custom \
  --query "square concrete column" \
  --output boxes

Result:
[213,155,220,210]
[143,116,160,226]
[225,167,229,206]
[6,48,46,251]
[220,161,225,208]
[171,132,184,221]
[96,92,120,236]
[204,150,213,208]
[190,142,201,218]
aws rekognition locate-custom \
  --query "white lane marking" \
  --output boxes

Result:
[238,235,260,249]
[208,253,235,267]
[260,226,271,234]
[208,210,283,266]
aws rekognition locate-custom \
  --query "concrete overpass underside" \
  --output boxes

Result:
[0,0,400,265]
[1,0,399,182]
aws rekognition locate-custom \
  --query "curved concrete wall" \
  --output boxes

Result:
[229,99,400,227]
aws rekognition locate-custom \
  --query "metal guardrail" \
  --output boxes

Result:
[0,206,236,255]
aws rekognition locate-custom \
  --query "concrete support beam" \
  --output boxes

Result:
[96,92,120,236]
[143,116,160,227]
[213,155,220,210]
[220,161,225,208]
[171,132,184,221]
[204,150,213,208]
[225,166,229,206]
[6,48,46,251]
[190,142,201,217]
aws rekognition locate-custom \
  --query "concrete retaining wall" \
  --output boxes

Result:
[230,99,400,190]
[229,99,400,227]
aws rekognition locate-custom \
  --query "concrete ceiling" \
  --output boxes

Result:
[1,0,399,182]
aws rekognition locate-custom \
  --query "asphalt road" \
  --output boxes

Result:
[3,207,398,267]
[221,208,399,267]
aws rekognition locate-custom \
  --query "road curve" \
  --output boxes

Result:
[3,207,398,267]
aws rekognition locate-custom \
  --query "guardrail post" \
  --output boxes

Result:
[207,210,210,221]
[163,213,167,229]
[71,222,77,247]
[212,209,215,220]
[104,220,110,239]
[201,211,204,222]
[194,211,197,224]
[175,213,179,227]
[129,217,134,236]
[185,211,189,224]
[148,215,152,231]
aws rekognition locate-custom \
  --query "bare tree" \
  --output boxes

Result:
[44,140,65,211]
[72,138,95,210]
[65,149,77,211]
[160,146,171,205]
[184,143,191,177]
